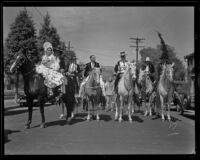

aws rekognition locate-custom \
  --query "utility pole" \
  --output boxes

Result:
[129,37,145,65]
[67,41,74,51]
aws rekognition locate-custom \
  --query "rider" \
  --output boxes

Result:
[152,32,173,93]
[36,41,64,98]
[66,55,81,95]
[141,57,155,83]
[114,51,129,93]
[78,55,102,97]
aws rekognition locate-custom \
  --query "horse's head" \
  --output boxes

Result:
[10,53,26,73]
[162,63,174,82]
[138,68,145,84]
[128,62,137,81]
[91,67,101,85]
[166,63,174,81]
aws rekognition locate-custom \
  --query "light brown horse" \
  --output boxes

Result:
[84,67,102,121]
[157,63,175,121]
[115,62,137,123]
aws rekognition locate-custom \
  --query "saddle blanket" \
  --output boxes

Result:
[36,64,64,88]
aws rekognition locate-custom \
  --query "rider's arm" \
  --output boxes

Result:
[114,62,119,73]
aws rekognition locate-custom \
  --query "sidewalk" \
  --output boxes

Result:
[4,99,20,110]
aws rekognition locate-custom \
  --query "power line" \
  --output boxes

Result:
[129,37,145,64]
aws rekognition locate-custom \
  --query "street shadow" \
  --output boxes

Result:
[31,120,66,128]
[151,114,182,122]
[4,129,20,144]
[181,114,195,120]
[100,114,112,122]
[68,117,86,125]
[132,115,144,123]
[4,108,37,116]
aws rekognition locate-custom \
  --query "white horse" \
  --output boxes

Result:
[115,62,137,123]
[157,63,175,121]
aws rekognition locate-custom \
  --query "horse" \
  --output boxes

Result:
[115,62,137,123]
[157,63,175,121]
[138,69,156,117]
[131,76,142,114]
[10,53,48,128]
[58,74,76,124]
[84,67,102,121]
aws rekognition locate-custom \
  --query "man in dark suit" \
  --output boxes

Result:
[84,55,100,77]
[78,55,101,97]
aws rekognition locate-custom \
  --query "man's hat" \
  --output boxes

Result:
[120,51,128,57]
[43,42,53,51]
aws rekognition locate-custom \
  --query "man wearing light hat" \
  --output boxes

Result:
[141,56,155,82]
[36,41,64,97]
[66,55,81,95]
[114,51,129,93]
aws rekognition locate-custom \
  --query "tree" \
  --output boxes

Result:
[37,12,66,58]
[4,8,38,73]
[139,44,186,80]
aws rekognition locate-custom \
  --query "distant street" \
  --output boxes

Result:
[4,100,195,154]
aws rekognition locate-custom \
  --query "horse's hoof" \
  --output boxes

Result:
[119,119,122,123]
[40,123,46,128]
[25,124,30,129]
[129,119,133,123]
[161,119,165,122]
[59,114,65,119]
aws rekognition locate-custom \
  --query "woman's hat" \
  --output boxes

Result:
[43,42,53,51]
[120,51,128,57]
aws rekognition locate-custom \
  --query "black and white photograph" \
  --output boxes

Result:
[3,4,196,155]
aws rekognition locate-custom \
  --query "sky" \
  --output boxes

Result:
[3,7,194,66]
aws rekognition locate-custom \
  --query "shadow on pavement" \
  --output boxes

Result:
[132,115,144,123]
[181,114,195,120]
[4,129,21,144]
[100,114,112,122]
[4,108,37,116]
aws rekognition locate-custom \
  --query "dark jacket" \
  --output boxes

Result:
[141,61,155,74]
[84,62,100,77]
[66,63,81,76]
[114,60,129,73]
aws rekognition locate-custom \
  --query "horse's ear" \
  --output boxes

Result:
[171,62,175,67]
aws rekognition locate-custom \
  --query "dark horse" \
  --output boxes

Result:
[58,73,76,124]
[10,53,49,128]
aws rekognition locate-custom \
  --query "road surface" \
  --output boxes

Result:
[4,100,195,154]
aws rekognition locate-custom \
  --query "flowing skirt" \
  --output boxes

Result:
[36,64,64,88]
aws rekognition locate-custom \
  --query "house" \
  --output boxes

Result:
[184,53,194,105]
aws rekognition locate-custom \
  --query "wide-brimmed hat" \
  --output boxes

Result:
[120,51,128,57]
[43,42,53,51]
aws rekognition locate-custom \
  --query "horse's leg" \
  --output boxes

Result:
[167,103,171,121]
[119,96,123,123]
[86,98,91,121]
[144,97,148,116]
[59,100,65,119]
[115,96,119,121]
[128,97,133,123]
[25,98,33,129]
[96,102,100,121]
[39,99,46,128]
[149,95,152,116]
[160,95,165,121]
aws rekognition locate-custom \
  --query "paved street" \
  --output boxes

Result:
[4,100,195,154]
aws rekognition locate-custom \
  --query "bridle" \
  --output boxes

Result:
[15,53,36,77]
